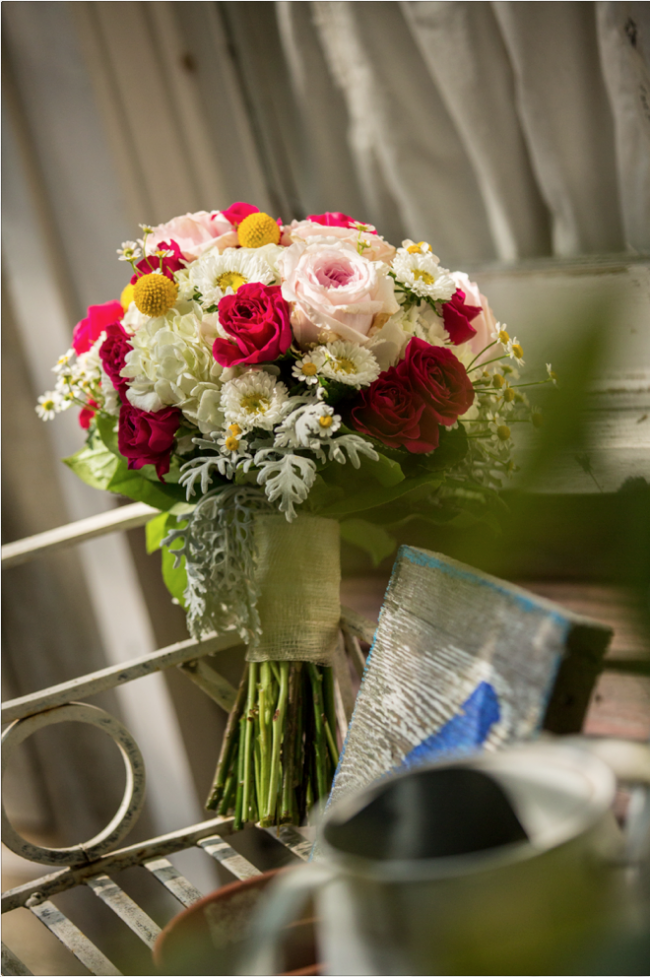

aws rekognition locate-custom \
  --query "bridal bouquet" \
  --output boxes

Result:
[39,203,552,826]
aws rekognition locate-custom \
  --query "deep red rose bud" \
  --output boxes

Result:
[72,301,124,355]
[402,338,475,427]
[441,289,482,345]
[130,240,185,285]
[349,367,440,454]
[213,283,293,368]
[118,402,181,480]
[99,323,132,400]
[219,202,260,227]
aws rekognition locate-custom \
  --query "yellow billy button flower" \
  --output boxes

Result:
[133,273,178,317]
[497,424,511,441]
[237,212,281,249]
[120,282,135,311]
[319,414,334,428]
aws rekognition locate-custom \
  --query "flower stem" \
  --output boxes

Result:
[264,661,289,824]
[280,662,302,824]
[233,714,247,832]
[241,662,258,823]
[206,662,248,810]
[307,664,328,802]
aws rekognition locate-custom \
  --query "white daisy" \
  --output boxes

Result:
[221,370,288,431]
[35,392,60,420]
[293,341,381,388]
[188,244,283,308]
[392,248,456,302]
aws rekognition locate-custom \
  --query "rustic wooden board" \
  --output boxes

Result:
[330,546,612,807]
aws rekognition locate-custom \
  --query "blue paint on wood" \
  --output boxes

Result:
[399,681,501,770]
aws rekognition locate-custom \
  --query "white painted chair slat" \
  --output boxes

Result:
[143,857,204,908]
[197,836,262,881]
[263,825,312,861]
[27,899,122,975]
[178,657,238,713]
[1,942,33,977]
[85,875,161,949]
[0,502,157,568]
[1,633,241,725]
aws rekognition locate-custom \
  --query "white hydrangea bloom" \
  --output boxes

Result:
[188,244,283,308]
[221,370,288,431]
[392,248,456,302]
[121,310,222,426]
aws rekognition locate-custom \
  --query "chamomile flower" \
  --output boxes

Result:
[298,340,381,388]
[392,248,456,302]
[117,241,142,262]
[221,370,288,431]
[35,392,60,420]
[217,423,250,455]
[546,363,558,386]
[189,245,282,308]
[292,354,320,386]
[491,323,511,347]
[506,337,525,365]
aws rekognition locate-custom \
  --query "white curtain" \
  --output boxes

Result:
[277,1,650,262]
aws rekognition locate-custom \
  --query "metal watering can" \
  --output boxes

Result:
[243,738,650,976]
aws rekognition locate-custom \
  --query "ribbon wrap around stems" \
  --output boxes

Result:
[246,514,341,666]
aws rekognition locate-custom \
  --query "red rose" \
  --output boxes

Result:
[349,367,440,454]
[213,283,292,368]
[72,301,123,355]
[307,211,377,234]
[402,338,475,427]
[219,202,260,227]
[118,402,181,480]
[441,289,482,345]
[99,323,132,400]
[130,240,185,284]
[79,399,98,430]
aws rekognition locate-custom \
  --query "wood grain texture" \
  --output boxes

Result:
[331,547,612,807]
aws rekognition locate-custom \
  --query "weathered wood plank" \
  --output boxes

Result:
[1,502,157,569]
[2,816,234,912]
[262,825,312,862]
[143,857,203,908]
[85,875,161,949]
[1,633,242,725]
[331,547,613,808]
[1,942,33,976]
[28,899,122,975]
[197,836,261,880]
[178,657,238,713]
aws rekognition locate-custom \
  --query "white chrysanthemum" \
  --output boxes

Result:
[122,310,222,425]
[188,244,283,308]
[392,249,456,302]
[221,371,288,431]
[311,340,381,387]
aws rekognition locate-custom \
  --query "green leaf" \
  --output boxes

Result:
[106,463,187,509]
[340,519,397,567]
[161,545,187,607]
[318,469,444,519]
[63,441,120,490]
[145,511,171,554]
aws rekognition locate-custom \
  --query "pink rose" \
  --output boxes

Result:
[118,402,181,480]
[213,283,292,367]
[287,220,395,264]
[451,272,497,361]
[219,202,259,226]
[72,301,123,355]
[306,212,377,234]
[441,289,482,346]
[147,211,237,261]
[279,241,398,347]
